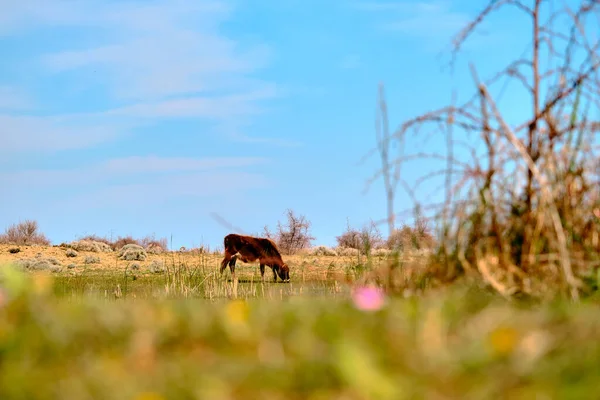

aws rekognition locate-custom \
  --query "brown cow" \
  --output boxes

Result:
[220,233,290,282]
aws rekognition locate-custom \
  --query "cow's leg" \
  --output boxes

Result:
[228,255,238,280]
[220,251,234,275]
[272,266,278,282]
[259,264,265,281]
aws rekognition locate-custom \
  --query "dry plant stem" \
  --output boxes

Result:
[475,248,512,299]
[376,83,397,235]
[478,82,582,298]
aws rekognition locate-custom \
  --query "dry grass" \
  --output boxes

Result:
[363,0,600,301]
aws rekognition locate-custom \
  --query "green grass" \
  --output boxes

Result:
[2,263,600,399]
[50,264,349,302]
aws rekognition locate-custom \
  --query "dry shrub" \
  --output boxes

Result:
[65,249,78,258]
[16,257,61,272]
[148,260,165,273]
[310,246,338,256]
[67,240,113,253]
[142,237,168,254]
[113,236,140,250]
[0,220,50,246]
[367,1,600,299]
[372,248,392,257]
[337,247,361,257]
[336,220,384,255]
[386,225,435,252]
[264,209,315,255]
[118,244,147,261]
[78,235,112,247]
[84,255,100,264]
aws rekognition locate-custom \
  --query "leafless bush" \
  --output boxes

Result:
[78,235,112,247]
[139,235,169,252]
[0,220,50,246]
[113,236,140,250]
[386,211,435,251]
[264,209,315,255]
[336,220,384,254]
[366,0,600,299]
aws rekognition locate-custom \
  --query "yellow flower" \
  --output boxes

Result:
[225,299,249,325]
[488,326,518,356]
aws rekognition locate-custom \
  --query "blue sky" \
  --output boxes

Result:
[0,0,575,249]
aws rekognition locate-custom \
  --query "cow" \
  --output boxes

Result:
[220,233,290,282]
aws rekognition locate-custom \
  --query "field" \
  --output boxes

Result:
[2,243,600,399]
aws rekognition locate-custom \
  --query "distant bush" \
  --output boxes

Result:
[78,235,113,247]
[310,246,338,256]
[336,220,384,254]
[140,236,168,251]
[372,248,392,257]
[264,209,315,255]
[337,247,360,257]
[15,257,61,272]
[110,235,169,253]
[65,249,78,258]
[66,240,113,253]
[8,247,20,254]
[0,220,50,246]
[118,244,147,261]
[84,255,101,264]
[148,260,165,273]
[113,236,139,250]
[145,240,167,254]
[386,224,435,252]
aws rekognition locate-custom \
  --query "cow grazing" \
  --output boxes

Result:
[220,233,290,282]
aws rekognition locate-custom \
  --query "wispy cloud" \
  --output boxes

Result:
[356,1,471,48]
[0,115,127,154]
[61,171,270,210]
[1,0,288,153]
[35,0,270,101]
[0,86,34,110]
[0,155,269,186]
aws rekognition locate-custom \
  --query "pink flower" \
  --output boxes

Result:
[352,286,386,311]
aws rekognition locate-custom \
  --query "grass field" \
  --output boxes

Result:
[2,244,600,399]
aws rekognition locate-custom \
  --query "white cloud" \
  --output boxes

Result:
[0,86,34,110]
[0,115,127,153]
[356,1,471,47]
[35,0,271,101]
[59,171,270,210]
[102,87,279,119]
[102,156,268,174]
[1,0,290,152]
[0,156,269,187]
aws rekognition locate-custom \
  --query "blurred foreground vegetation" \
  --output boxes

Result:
[2,263,600,399]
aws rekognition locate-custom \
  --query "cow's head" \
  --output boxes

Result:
[278,263,290,282]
